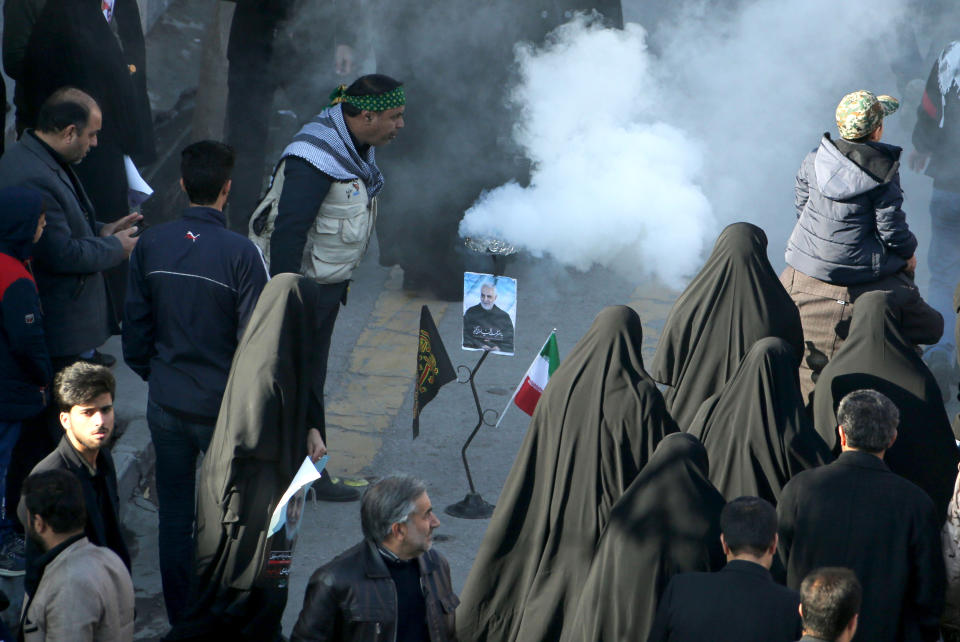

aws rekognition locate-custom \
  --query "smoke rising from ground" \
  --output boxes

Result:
[459,17,714,288]
[461,0,917,284]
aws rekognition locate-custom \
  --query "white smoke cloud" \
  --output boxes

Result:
[461,0,916,285]
[459,17,715,288]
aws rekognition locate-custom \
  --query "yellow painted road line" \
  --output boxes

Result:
[326,267,449,475]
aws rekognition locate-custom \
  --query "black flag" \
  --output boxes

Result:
[413,305,456,438]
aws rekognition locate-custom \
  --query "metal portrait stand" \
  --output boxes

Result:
[444,349,498,519]
[444,236,518,519]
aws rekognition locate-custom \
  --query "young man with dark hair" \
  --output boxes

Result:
[18,361,131,597]
[647,496,802,641]
[799,567,862,642]
[20,468,134,641]
[122,139,268,625]
[260,73,404,501]
[778,389,945,642]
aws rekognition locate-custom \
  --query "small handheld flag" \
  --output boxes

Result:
[496,330,560,427]
[413,305,456,438]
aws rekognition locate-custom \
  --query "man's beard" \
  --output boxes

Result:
[480,301,494,311]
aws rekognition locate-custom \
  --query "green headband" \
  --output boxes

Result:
[329,84,406,112]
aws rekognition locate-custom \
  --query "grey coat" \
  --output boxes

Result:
[0,133,125,356]
[786,133,917,286]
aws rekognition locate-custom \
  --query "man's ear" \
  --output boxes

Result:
[769,532,779,556]
[720,533,730,556]
[837,424,847,448]
[179,177,186,194]
[59,411,70,432]
[30,513,46,536]
[62,124,78,143]
[221,179,232,197]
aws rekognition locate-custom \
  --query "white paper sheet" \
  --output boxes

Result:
[267,455,328,537]
[124,155,153,209]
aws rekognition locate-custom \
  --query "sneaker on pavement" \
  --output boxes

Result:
[0,535,25,577]
[313,474,362,502]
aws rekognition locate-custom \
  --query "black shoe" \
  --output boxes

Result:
[81,350,117,368]
[313,474,363,502]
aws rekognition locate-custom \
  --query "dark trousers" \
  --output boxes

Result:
[311,284,345,442]
[147,398,215,626]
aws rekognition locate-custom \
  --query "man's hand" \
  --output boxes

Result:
[335,44,354,76]
[114,227,139,258]
[905,254,918,278]
[908,150,930,172]
[307,427,327,463]
[100,212,143,237]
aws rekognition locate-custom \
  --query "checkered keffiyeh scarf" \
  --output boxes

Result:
[281,104,384,198]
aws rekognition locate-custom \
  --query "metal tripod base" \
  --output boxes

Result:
[445,492,495,519]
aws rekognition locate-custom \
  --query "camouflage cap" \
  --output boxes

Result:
[835,90,900,140]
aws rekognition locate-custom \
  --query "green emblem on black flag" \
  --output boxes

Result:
[413,305,456,438]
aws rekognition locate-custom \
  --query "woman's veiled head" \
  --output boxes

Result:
[650,432,710,478]
[848,290,900,341]
[714,222,768,260]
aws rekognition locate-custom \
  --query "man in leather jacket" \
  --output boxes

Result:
[290,475,458,642]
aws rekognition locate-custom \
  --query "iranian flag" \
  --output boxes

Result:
[513,331,560,416]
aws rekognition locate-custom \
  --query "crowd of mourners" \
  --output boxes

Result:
[2,1,960,642]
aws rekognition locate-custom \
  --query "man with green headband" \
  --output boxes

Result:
[258,73,404,501]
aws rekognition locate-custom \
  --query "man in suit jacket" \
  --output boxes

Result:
[647,496,802,642]
[778,389,945,642]
[0,87,139,367]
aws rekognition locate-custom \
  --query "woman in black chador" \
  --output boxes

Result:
[687,337,832,505]
[652,222,804,430]
[456,305,677,642]
[813,290,960,522]
[166,275,328,641]
[561,433,727,642]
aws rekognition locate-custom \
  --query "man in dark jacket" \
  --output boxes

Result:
[910,40,960,389]
[0,185,50,575]
[648,496,802,642]
[18,362,131,598]
[782,90,940,398]
[291,476,459,642]
[798,567,862,642]
[462,281,514,352]
[122,140,268,625]
[778,389,945,642]
[0,87,140,368]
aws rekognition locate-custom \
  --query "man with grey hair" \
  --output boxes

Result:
[778,389,945,642]
[463,281,514,353]
[290,475,458,642]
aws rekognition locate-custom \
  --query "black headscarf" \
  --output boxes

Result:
[687,337,832,505]
[168,275,326,641]
[651,222,804,429]
[813,290,959,521]
[456,306,678,642]
[560,433,727,642]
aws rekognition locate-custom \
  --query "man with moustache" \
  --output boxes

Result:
[17,362,131,597]
[290,476,459,642]
[463,281,514,352]
[263,73,403,502]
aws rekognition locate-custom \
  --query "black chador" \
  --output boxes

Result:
[167,275,330,642]
[456,306,677,642]
[652,223,804,430]
[813,290,959,521]
[687,337,831,505]
[561,433,726,642]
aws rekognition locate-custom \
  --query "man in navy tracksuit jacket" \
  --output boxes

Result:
[122,141,268,625]
[0,185,51,572]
